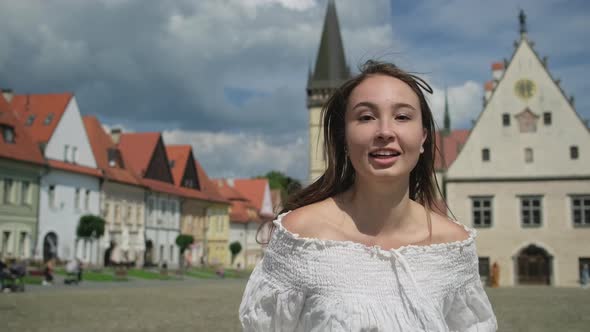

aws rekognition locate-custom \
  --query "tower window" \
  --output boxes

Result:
[570,146,579,160]
[525,148,533,163]
[543,112,552,125]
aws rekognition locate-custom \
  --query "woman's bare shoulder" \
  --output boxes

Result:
[429,211,470,244]
[281,199,338,239]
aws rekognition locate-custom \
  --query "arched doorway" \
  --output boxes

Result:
[517,244,552,285]
[43,232,58,262]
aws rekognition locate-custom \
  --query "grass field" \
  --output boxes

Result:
[1,281,589,332]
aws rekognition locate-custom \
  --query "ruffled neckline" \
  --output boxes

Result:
[272,210,477,257]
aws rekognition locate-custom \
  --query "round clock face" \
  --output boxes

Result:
[514,79,536,100]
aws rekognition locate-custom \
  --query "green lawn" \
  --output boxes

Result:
[125,268,180,280]
[23,275,43,285]
[54,267,126,282]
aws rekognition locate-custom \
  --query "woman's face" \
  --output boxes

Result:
[344,74,426,182]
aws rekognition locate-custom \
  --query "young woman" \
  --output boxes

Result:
[239,61,497,331]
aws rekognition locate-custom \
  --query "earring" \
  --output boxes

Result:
[420,146,424,154]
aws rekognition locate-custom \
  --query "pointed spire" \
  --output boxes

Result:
[308,0,350,91]
[443,88,451,135]
[519,9,527,39]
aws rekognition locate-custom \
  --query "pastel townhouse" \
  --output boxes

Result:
[0,91,45,260]
[165,145,229,267]
[11,92,102,264]
[83,116,146,267]
[117,132,182,268]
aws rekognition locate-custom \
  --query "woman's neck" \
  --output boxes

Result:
[338,175,417,236]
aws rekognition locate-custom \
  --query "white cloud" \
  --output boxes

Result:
[162,129,308,180]
[428,81,483,130]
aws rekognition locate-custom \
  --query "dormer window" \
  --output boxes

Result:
[169,160,176,168]
[1,125,15,144]
[543,112,552,125]
[482,148,490,162]
[524,148,533,163]
[570,146,579,160]
[25,115,36,126]
[64,145,69,162]
[502,113,510,126]
[44,113,54,125]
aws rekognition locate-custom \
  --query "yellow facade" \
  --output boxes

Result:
[205,206,230,267]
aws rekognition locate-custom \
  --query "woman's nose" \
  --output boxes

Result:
[376,121,395,141]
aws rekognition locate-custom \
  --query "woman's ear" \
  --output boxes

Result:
[421,128,427,147]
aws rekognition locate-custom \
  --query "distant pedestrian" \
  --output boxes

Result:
[582,264,589,288]
[491,262,500,287]
[43,258,55,286]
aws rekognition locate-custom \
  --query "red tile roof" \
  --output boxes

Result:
[0,95,45,166]
[48,159,102,177]
[434,129,470,171]
[165,145,191,186]
[10,93,72,145]
[83,116,140,186]
[118,132,160,178]
[194,159,229,204]
[491,61,505,71]
[214,179,258,223]
[233,179,268,211]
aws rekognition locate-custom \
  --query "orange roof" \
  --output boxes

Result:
[10,93,72,145]
[434,129,470,171]
[83,116,140,186]
[165,145,191,186]
[233,178,268,211]
[141,178,182,197]
[0,95,46,166]
[48,159,102,177]
[118,132,160,177]
[484,80,495,92]
[229,200,260,224]
[213,179,250,202]
[491,61,505,71]
[194,159,229,204]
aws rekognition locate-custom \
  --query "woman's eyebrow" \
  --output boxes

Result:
[351,101,417,112]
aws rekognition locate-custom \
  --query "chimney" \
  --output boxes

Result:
[484,80,495,101]
[1,89,14,103]
[111,128,122,144]
[491,62,505,81]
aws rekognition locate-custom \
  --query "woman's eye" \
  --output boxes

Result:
[359,114,374,121]
[396,114,411,121]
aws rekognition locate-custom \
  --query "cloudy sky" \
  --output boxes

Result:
[1,0,588,181]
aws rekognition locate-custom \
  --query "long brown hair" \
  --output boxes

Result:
[257,60,443,244]
[285,60,440,211]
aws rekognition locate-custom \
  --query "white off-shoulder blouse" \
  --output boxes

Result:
[239,212,497,331]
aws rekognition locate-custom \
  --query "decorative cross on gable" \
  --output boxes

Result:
[515,107,540,133]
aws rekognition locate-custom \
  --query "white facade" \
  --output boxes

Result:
[35,96,101,264]
[144,193,181,267]
[229,221,263,269]
[37,169,100,263]
[445,37,590,287]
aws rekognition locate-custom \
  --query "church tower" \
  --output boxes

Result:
[307,0,350,182]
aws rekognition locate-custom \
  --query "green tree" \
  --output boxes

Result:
[229,241,242,264]
[175,234,194,270]
[256,171,302,201]
[76,215,106,263]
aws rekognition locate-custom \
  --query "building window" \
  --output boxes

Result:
[84,190,90,210]
[74,188,80,209]
[570,146,579,160]
[64,145,69,162]
[4,179,14,204]
[159,245,164,263]
[25,115,35,126]
[502,113,510,126]
[478,257,490,280]
[170,245,174,262]
[524,148,533,163]
[472,196,493,228]
[72,146,78,163]
[543,112,552,125]
[18,232,27,258]
[136,206,142,224]
[572,195,590,227]
[580,258,590,284]
[44,113,54,125]
[1,125,15,144]
[114,204,120,224]
[521,196,543,227]
[482,148,490,162]
[49,185,56,208]
[1,231,10,255]
[21,181,31,205]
